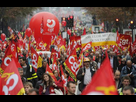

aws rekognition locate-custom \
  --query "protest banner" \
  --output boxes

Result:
[81,33,117,47]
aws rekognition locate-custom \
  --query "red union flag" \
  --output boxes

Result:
[82,28,86,35]
[119,34,131,51]
[70,36,78,51]
[1,59,25,95]
[1,40,18,74]
[63,49,78,82]
[131,39,136,56]
[51,48,60,59]
[46,64,57,82]
[82,41,92,53]
[36,41,47,51]
[120,34,131,47]
[31,47,43,72]
[75,36,82,49]
[81,52,118,95]
[31,47,39,72]
[52,54,58,71]
[60,65,67,90]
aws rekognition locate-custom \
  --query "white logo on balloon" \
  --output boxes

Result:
[47,19,56,33]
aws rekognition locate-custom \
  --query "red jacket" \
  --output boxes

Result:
[39,82,63,95]
[54,76,74,95]
[39,83,56,95]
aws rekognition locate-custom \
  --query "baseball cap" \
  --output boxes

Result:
[83,57,90,62]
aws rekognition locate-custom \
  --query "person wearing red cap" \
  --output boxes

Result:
[77,57,95,92]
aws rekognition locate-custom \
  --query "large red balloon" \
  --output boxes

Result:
[29,12,60,43]
[1,33,6,41]
[25,28,32,37]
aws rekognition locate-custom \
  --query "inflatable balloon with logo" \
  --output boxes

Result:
[29,12,60,44]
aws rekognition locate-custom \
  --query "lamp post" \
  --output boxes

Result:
[130,21,134,43]
[115,18,119,32]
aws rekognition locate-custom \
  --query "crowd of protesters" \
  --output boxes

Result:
[1,36,136,95]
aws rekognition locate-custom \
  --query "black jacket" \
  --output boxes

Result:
[37,66,46,80]
[25,64,38,87]
[109,56,119,73]
[77,67,95,92]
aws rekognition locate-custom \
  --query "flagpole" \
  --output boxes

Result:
[82,53,84,73]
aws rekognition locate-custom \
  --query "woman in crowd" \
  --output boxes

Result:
[39,73,60,95]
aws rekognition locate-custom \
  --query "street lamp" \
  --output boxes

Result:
[116,18,119,22]
[115,18,119,32]
[130,20,134,43]
[131,21,134,24]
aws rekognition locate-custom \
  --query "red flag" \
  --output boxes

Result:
[1,40,18,74]
[116,31,124,50]
[3,41,7,50]
[81,52,118,95]
[75,36,82,49]
[59,38,67,52]
[36,41,47,51]
[82,28,86,35]
[0,75,2,95]
[54,35,66,52]
[31,47,43,72]
[17,39,23,54]
[120,34,131,51]
[46,64,57,82]
[52,54,58,71]
[113,45,120,55]
[31,47,39,72]
[131,39,136,56]
[93,46,100,52]
[51,48,60,59]
[60,65,67,90]
[18,32,23,39]
[0,59,25,95]
[8,26,13,35]
[70,36,78,52]
[66,41,71,56]
[81,42,92,53]
[63,48,78,82]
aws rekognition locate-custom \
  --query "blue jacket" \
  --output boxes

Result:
[121,65,136,78]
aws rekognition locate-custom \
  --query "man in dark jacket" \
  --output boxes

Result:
[37,59,47,80]
[121,60,136,88]
[109,51,119,73]
[20,57,38,88]
[77,57,95,92]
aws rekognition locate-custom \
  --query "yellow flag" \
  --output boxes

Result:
[37,56,43,68]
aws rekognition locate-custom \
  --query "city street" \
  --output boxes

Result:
[0,7,136,95]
